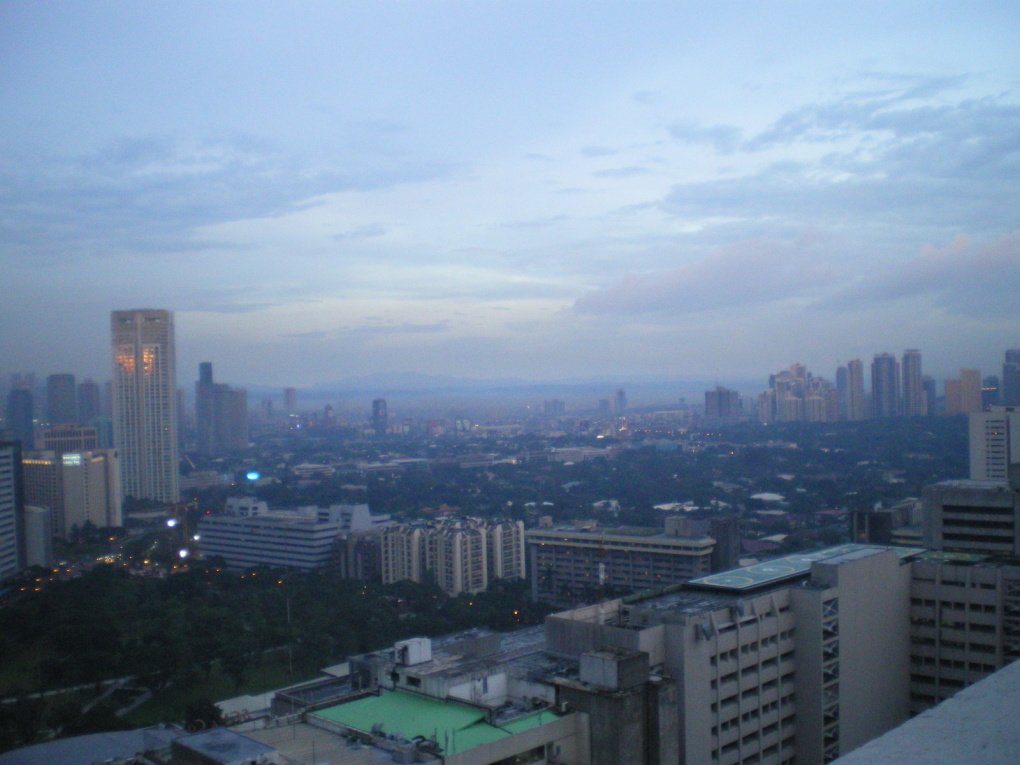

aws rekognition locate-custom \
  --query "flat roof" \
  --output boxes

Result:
[174,729,276,762]
[688,544,926,592]
[311,690,559,755]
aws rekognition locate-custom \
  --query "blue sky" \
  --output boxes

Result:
[2,1,1018,388]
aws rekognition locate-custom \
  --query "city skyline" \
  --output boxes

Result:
[2,3,1019,385]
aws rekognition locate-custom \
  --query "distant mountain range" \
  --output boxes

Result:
[241,372,763,408]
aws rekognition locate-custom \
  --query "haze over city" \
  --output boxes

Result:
[2,2,1018,388]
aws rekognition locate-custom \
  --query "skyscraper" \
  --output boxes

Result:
[704,386,740,422]
[372,398,388,435]
[111,309,179,503]
[901,349,924,417]
[1003,349,1020,406]
[196,363,249,453]
[0,438,26,581]
[77,379,101,423]
[871,353,900,418]
[4,388,33,447]
[846,359,867,421]
[46,373,77,425]
[959,368,983,414]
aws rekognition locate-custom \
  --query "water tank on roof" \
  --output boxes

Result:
[394,637,432,666]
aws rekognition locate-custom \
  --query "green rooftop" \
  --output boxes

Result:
[688,544,927,592]
[311,690,560,755]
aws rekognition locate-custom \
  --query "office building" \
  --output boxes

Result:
[195,363,249,453]
[36,423,99,454]
[77,379,101,424]
[544,542,1020,765]
[922,474,1020,557]
[901,349,924,417]
[284,387,297,415]
[527,524,716,603]
[22,449,122,539]
[871,353,899,418]
[969,406,1020,482]
[197,500,390,570]
[1004,349,1020,406]
[0,439,26,581]
[705,386,741,423]
[4,388,34,447]
[111,309,179,503]
[197,513,342,570]
[381,517,526,596]
[45,373,77,425]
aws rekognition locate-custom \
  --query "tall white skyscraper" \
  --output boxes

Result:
[111,309,179,503]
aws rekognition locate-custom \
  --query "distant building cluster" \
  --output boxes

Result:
[738,349,1019,424]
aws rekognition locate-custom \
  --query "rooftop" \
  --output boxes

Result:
[687,544,926,593]
[311,689,561,755]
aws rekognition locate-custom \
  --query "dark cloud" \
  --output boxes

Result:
[574,233,844,316]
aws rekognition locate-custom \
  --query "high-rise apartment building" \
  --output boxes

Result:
[901,349,925,417]
[381,517,525,596]
[46,373,77,425]
[759,364,837,423]
[871,353,900,418]
[111,309,179,503]
[0,439,26,581]
[284,387,298,416]
[969,406,1020,482]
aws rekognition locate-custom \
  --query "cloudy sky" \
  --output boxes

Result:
[2,1,1018,389]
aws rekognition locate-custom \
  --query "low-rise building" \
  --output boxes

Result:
[526,525,716,603]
